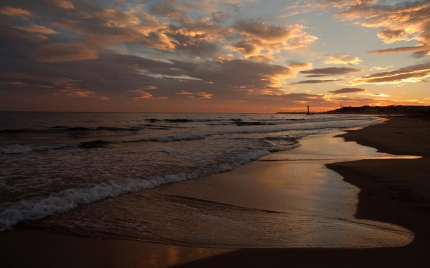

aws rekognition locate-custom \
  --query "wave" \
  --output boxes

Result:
[0,148,270,231]
[263,136,301,152]
[0,126,145,135]
[0,144,79,154]
[0,134,208,153]
[145,118,224,123]
[144,134,205,142]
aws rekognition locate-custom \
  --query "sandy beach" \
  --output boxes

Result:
[1,115,430,267]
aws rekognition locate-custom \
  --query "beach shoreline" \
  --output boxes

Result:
[1,115,430,267]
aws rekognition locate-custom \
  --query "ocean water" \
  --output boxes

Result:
[0,112,395,245]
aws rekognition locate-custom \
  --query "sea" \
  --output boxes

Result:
[0,112,413,248]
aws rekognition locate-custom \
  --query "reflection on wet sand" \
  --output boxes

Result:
[36,130,416,248]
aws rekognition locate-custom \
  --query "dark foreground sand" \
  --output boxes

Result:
[1,115,430,267]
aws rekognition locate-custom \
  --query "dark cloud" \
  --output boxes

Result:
[377,29,408,44]
[366,45,430,55]
[0,6,34,18]
[329,88,366,94]
[32,43,98,62]
[287,61,312,70]
[149,2,191,24]
[290,79,339,85]
[300,67,362,76]
[351,62,430,85]
[234,20,291,42]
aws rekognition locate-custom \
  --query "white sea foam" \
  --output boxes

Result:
[0,113,382,232]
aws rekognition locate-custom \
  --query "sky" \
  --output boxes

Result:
[0,0,429,113]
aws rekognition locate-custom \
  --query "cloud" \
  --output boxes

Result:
[320,0,377,9]
[175,90,213,99]
[142,86,158,90]
[290,79,339,85]
[13,25,57,34]
[377,29,409,44]
[124,89,154,100]
[350,62,430,85]
[372,66,393,70]
[54,89,109,100]
[300,67,363,76]
[359,92,390,98]
[332,0,430,54]
[5,81,27,86]
[323,55,361,65]
[188,92,213,99]
[234,20,293,42]
[366,45,430,55]
[228,20,318,58]
[47,0,74,9]
[235,88,289,96]
[329,87,366,94]
[52,19,176,51]
[0,6,33,18]
[288,61,313,70]
[32,43,99,62]
[176,90,193,95]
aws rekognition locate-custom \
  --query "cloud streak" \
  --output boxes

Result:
[300,67,363,76]
[350,62,430,85]
[290,79,339,85]
[329,88,366,94]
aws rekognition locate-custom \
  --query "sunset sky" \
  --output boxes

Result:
[0,0,429,112]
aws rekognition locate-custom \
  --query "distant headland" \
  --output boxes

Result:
[326,105,430,115]
[277,105,430,115]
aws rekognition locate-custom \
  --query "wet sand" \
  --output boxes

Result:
[1,115,430,267]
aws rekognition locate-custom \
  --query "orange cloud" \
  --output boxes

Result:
[52,19,176,51]
[125,89,153,100]
[235,21,293,42]
[377,29,409,44]
[48,0,74,9]
[188,92,213,99]
[90,8,141,27]
[32,43,98,62]
[287,61,313,70]
[320,0,377,9]
[329,87,366,94]
[366,45,430,55]
[350,62,430,85]
[124,89,168,100]
[333,1,430,53]
[54,89,109,100]
[142,86,158,90]
[13,25,57,34]
[235,88,289,96]
[176,90,193,95]
[228,21,317,58]
[0,6,33,18]
[324,55,361,65]
[6,81,27,86]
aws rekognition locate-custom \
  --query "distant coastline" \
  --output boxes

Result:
[277,105,430,115]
